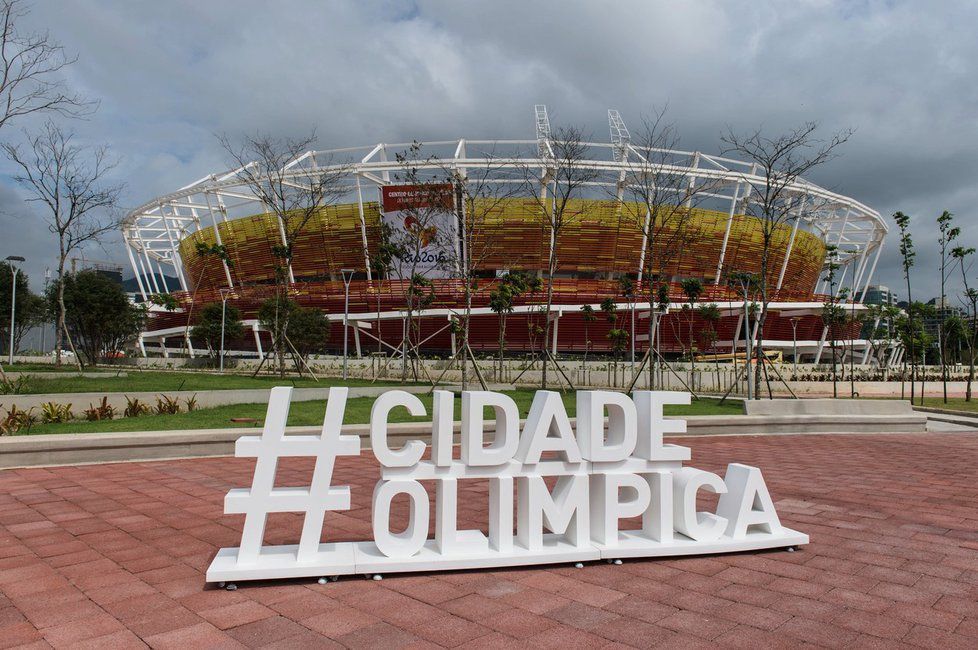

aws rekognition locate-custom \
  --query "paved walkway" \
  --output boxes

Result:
[1,432,977,649]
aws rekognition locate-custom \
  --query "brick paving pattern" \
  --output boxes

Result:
[1,431,977,648]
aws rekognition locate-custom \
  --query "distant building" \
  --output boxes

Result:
[71,259,123,286]
[858,285,898,306]
[922,296,964,338]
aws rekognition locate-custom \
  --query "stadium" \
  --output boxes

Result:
[121,107,887,365]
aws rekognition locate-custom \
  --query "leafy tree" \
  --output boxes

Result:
[258,297,330,365]
[863,303,900,377]
[680,278,704,386]
[581,303,598,367]
[287,306,331,360]
[601,297,627,377]
[821,245,848,397]
[0,261,47,357]
[893,211,918,403]
[618,276,636,364]
[896,302,934,398]
[488,271,539,378]
[952,245,978,400]
[725,271,760,399]
[51,270,144,365]
[191,302,244,361]
[149,292,179,311]
[942,314,967,367]
[697,303,722,389]
[369,220,402,354]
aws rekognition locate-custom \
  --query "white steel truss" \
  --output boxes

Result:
[121,108,886,300]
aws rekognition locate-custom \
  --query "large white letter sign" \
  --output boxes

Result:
[461,391,520,466]
[577,391,637,462]
[371,390,427,467]
[516,391,583,465]
[207,389,808,584]
[208,387,360,581]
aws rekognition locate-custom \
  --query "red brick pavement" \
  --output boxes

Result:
[1,432,978,648]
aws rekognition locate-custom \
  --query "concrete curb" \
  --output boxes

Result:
[913,405,978,429]
[0,413,928,469]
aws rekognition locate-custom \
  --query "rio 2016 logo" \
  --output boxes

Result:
[403,215,438,247]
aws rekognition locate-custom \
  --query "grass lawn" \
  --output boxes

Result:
[1,368,410,394]
[912,397,978,413]
[19,391,742,436]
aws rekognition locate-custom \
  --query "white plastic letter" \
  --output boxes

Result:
[633,391,691,461]
[576,391,637,462]
[642,471,674,543]
[431,390,454,467]
[488,476,514,552]
[372,479,429,557]
[516,391,583,464]
[435,478,488,553]
[461,391,520,466]
[717,464,783,538]
[516,474,589,550]
[370,390,427,467]
[673,468,728,542]
[590,472,651,546]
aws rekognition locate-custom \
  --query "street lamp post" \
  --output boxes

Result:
[790,317,801,379]
[6,256,25,365]
[341,269,355,381]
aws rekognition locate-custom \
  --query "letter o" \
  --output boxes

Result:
[372,479,429,558]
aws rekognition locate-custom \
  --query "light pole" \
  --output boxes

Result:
[6,256,25,365]
[341,269,355,381]
[790,316,801,378]
[219,287,232,373]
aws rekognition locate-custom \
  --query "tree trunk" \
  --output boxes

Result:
[461,284,472,390]
[541,264,556,390]
[498,314,506,382]
[967,348,974,402]
[55,258,65,368]
[754,307,767,400]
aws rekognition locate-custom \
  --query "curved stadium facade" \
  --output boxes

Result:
[122,108,886,363]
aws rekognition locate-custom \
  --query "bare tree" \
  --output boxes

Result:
[0,0,92,131]
[525,125,599,389]
[3,121,122,369]
[380,142,454,382]
[219,132,347,377]
[618,109,714,389]
[721,122,852,398]
[440,151,523,390]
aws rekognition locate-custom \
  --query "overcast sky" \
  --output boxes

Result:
[1,0,976,303]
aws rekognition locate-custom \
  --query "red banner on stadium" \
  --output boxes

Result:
[381,184,454,212]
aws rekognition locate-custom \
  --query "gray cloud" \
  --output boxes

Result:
[1,0,975,303]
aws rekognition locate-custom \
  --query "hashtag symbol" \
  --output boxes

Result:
[225,386,360,565]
